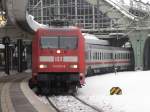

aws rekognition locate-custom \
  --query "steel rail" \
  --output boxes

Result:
[73,95,103,112]
[46,96,61,112]
[47,95,102,112]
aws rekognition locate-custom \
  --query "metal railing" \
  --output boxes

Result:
[27,0,150,33]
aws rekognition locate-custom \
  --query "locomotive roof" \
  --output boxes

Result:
[37,26,82,35]
[82,33,110,46]
[41,26,80,31]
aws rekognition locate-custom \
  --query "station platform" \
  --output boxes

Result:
[0,71,56,112]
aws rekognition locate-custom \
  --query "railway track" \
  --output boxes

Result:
[0,72,103,112]
[46,95,102,112]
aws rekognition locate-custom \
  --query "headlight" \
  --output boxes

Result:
[39,64,48,68]
[70,64,78,69]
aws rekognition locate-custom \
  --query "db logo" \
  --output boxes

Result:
[54,56,63,62]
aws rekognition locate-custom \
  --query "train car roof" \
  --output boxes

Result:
[82,33,110,46]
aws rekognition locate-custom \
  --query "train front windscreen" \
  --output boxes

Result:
[40,36,78,49]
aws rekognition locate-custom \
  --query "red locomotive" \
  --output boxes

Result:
[32,26,85,93]
[31,22,133,94]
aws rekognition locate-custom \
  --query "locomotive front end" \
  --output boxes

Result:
[32,27,85,93]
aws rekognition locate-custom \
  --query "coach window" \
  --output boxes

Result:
[128,53,130,59]
[110,53,112,59]
[106,53,108,59]
[93,52,94,60]
[104,53,105,59]
[98,52,99,60]
[93,52,96,60]
[103,53,105,59]
[96,52,97,60]
[110,53,113,59]
[127,53,129,59]
[100,52,101,60]
[124,53,125,59]
[85,51,89,60]
[90,51,92,60]
[107,53,108,59]
[120,53,121,59]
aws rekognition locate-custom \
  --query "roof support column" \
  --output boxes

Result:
[128,30,150,70]
[75,0,78,24]
[40,0,43,24]
[92,5,95,29]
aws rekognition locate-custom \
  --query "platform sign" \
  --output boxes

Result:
[110,87,122,95]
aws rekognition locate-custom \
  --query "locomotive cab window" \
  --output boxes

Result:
[40,36,78,49]
[40,36,58,48]
[60,37,78,49]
